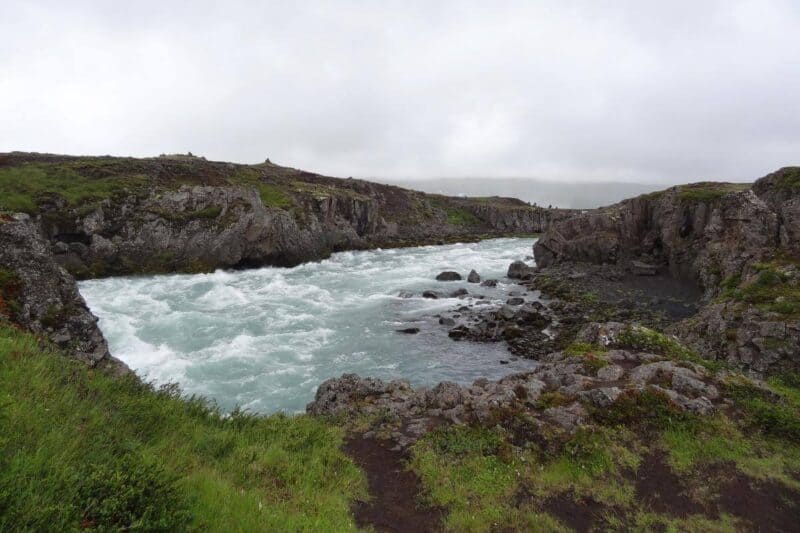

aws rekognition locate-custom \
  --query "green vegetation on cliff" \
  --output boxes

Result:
[0,164,150,213]
[676,182,751,203]
[720,260,800,317]
[0,325,366,531]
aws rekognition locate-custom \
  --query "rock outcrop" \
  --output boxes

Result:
[532,169,800,373]
[0,152,576,278]
[533,181,779,294]
[0,215,129,374]
[308,328,725,448]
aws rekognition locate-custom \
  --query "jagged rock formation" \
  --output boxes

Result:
[0,152,575,278]
[0,215,129,374]
[533,168,800,373]
[307,323,724,449]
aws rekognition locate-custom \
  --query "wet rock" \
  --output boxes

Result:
[397,327,420,334]
[436,271,462,281]
[52,241,69,254]
[506,297,525,306]
[422,290,440,299]
[631,260,658,276]
[507,260,533,279]
[449,288,469,297]
[480,279,498,287]
[439,317,456,326]
[497,305,517,321]
[448,325,469,339]
[467,269,481,283]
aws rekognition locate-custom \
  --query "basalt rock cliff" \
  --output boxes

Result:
[0,214,128,373]
[1,152,574,279]
[533,168,800,373]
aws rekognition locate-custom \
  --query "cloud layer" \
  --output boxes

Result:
[2,0,798,183]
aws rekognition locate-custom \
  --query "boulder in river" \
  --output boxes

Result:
[396,327,420,334]
[422,290,440,299]
[480,279,498,287]
[507,261,533,279]
[436,271,462,281]
[467,270,481,283]
[449,288,469,298]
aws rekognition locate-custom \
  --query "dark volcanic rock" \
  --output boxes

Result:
[532,171,800,373]
[436,271,462,281]
[0,216,129,374]
[507,261,534,279]
[467,269,481,283]
[0,153,576,280]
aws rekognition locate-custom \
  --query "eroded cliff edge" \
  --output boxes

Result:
[0,152,572,279]
[533,167,800,373]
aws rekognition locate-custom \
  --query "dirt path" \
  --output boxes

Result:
[343,435,443,532]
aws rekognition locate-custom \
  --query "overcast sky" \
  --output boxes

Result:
[1,1,798,183]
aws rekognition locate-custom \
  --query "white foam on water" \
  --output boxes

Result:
[79,238,538,413]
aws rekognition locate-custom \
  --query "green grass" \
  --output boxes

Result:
[773,167,800,190]
[410,426,522,531]
[722,373,800,441]
[720,261,800,316]
[445,207,481,226]
[256,183,294,209]
[615,325,724,371]
[563,343,609,374]
[0,164,149,213]
[0,269,22,321]
[0,324,366,531]
[676,182,751,203]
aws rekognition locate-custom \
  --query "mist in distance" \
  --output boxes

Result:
[383,178,678,209]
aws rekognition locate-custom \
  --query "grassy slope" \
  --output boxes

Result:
[0,324,366,531]
[0,154,529,229]
[408,329,800,532]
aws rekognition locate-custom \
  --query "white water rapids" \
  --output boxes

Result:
[79,238,538,413]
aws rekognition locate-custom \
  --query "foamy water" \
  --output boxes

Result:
[79,238,537,413]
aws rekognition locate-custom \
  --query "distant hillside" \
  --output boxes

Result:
[381,177,675,209]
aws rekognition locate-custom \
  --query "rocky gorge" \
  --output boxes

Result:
[2,154,799,531]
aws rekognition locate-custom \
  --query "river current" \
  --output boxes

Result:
[79,238,537,413]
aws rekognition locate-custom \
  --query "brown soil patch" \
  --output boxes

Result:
[716,465,800,532]
[634,453,706,517]
[343,435,443,532]
[543,493,607,532]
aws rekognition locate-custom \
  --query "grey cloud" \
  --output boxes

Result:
[1,0,798,183]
